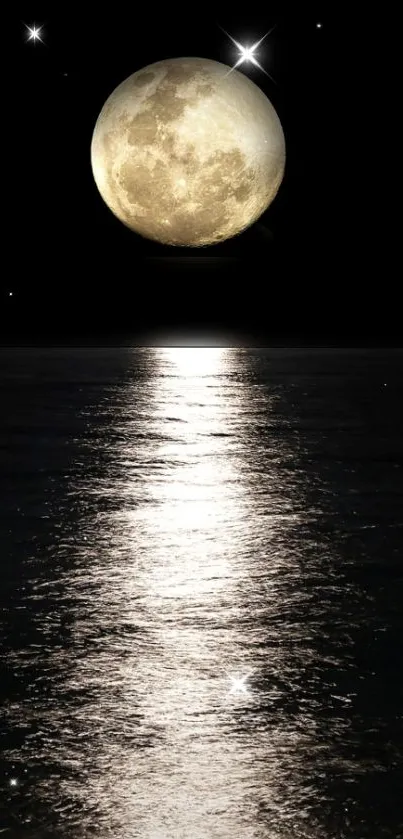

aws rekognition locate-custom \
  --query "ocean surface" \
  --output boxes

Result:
[0,347,402,839]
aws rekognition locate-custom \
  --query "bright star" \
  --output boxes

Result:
[26,24,43,43]
[239,46,256,62]
[316,22,322,29]
[220,25,277,82]
[9,778,18,787]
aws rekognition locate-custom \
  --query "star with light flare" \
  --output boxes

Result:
[220,25,276,82]
[25,24,43,44]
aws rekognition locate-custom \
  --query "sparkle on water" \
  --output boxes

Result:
[228,670,253,695]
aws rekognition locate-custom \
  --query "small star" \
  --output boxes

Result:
[8,291,13,296]
[9,778,18,787]
[220,25,277,83]
[26,24,43,44]
[316,22,322,29]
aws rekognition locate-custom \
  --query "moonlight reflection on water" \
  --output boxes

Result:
[2,347,402,838]
[81,345,314,839]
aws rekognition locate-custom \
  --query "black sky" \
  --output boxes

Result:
[4,6,396,345]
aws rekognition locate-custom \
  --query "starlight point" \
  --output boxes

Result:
[220,25,277,82]
[26,24,43,43]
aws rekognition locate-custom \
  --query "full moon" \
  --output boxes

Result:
[91,57,286,246]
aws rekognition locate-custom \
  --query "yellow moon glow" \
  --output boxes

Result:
[91,57,286,247]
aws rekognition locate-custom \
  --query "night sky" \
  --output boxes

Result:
[4,7,395,345]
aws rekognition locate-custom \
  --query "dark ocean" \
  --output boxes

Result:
[1,347,402,838]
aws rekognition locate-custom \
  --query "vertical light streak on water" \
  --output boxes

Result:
[98,346,267,837]
[58,346,321,839]
[3,347,359,839]
[2,347,402,838]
